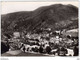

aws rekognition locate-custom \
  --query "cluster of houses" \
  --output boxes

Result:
[1,28,78,56]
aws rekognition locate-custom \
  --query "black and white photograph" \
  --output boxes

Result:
[1,2,79,56]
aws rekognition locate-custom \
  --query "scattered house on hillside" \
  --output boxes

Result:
[13,32,20,38]
[26,33,41,40]
[55,30,61,35]
[26,33,31,38]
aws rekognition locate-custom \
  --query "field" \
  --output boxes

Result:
[1,50,49,56]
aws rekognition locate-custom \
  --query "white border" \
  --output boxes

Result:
[0,0,79,2]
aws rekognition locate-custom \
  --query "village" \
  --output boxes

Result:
[1,28,79,56]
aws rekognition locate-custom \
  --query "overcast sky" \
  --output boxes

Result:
[1,2,78,14]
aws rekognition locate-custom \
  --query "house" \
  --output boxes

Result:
[13,32,20,38]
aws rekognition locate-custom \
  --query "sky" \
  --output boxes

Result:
[1,2,79,14]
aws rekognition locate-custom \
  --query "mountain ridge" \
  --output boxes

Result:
[1,4,78,35]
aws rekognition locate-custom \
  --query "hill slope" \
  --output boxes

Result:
[1,4,78,34]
